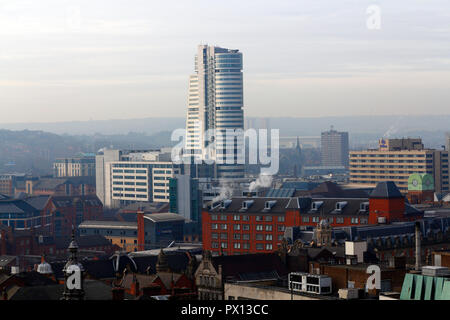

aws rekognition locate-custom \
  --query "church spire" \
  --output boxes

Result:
[62,226,85,300]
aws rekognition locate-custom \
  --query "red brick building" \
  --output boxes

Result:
[50,195,103,238]
[201,182,423,255]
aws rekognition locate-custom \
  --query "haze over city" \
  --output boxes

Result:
[1,0,450,123]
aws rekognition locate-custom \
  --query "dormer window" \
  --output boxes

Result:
[360,202,369,211]
[220,199,232,209]
[264,200,277,211]
[335,201,348,211]
[311,201,323,210]
[241,200,254,210]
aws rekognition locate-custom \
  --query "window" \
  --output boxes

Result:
[211,224,218,230]
[221,242,228,249]
[242,215,249,221]
[266,244,273,250]
[255,234,263,241]
[336,217,344,224]
[233,234,241,240]
[266,234,272,241]
[220,233,228,240]
[211,233,218,239]
[211,215,218,221]
[221,224,227,230]
[265,225,273,231]
[212,242,219,248]
[256,225,263,231]
[233,224,240,230]
[256,244,264,250]
[233,215,240,221]
[243,225,250,231]
[234,243,241,249]
[243,234,250,240]
[220,215,227,221]
[278,216,285,222]
[302,217,310,223]
[256,216,263,221]
[278,225,285,232]
[265,216,272,222]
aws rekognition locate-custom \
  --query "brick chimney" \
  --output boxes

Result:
[137,210,145,251]
[130,274,140,296]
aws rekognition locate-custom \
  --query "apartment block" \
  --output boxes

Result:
[349,138,449,194]
[53,153,96,177]
[321,128,349,168]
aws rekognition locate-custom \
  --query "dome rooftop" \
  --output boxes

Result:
[37,257,53,275]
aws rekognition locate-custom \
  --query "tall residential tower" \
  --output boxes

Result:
[321,128,349,168]
[185,45,244,179]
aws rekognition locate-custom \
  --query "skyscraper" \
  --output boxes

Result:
[185,45,244,179]
[321,128,349,168]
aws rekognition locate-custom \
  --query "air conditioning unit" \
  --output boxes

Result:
[288,272,332,295]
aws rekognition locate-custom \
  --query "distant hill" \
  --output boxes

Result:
[1,115,449,137]
[0,130,173,175]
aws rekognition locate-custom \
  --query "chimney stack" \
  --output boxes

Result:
[415,222,421,271]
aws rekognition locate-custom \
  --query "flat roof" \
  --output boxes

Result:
[78,220,137,230]
[143,213,185,223]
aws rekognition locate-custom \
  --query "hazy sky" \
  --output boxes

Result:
[1,0,450,123]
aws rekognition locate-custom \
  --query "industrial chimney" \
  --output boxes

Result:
[415,222,421,271]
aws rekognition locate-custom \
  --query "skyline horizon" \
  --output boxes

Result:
[2,1,450,123]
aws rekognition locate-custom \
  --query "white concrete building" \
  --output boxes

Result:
[185,45,245,179]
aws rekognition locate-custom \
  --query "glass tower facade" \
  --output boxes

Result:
[185,45,244,179]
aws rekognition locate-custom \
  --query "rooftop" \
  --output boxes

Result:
[79,220,137,230]
[143,212,185,223]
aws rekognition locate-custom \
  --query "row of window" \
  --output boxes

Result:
[211,242,274,250]
[211,224,286,232]
[301,216,368,224]
[211,214,285,222]
[211,233,283,241]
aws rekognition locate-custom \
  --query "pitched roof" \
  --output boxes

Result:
[54,235,113,250]
[209,197,291,214]
[50,259,116,280]
[370,181,403,199]
[211,253,288,279]
[9,279,133,300]
[23,195,51,211]
[0,199,39,214]
[132,252,190,274]
[51,195,102,208]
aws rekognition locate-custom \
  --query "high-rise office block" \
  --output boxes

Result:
[349,138,449,194]
[185,45,244,179]
[321,128,349,168]
[54,153,96,178]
